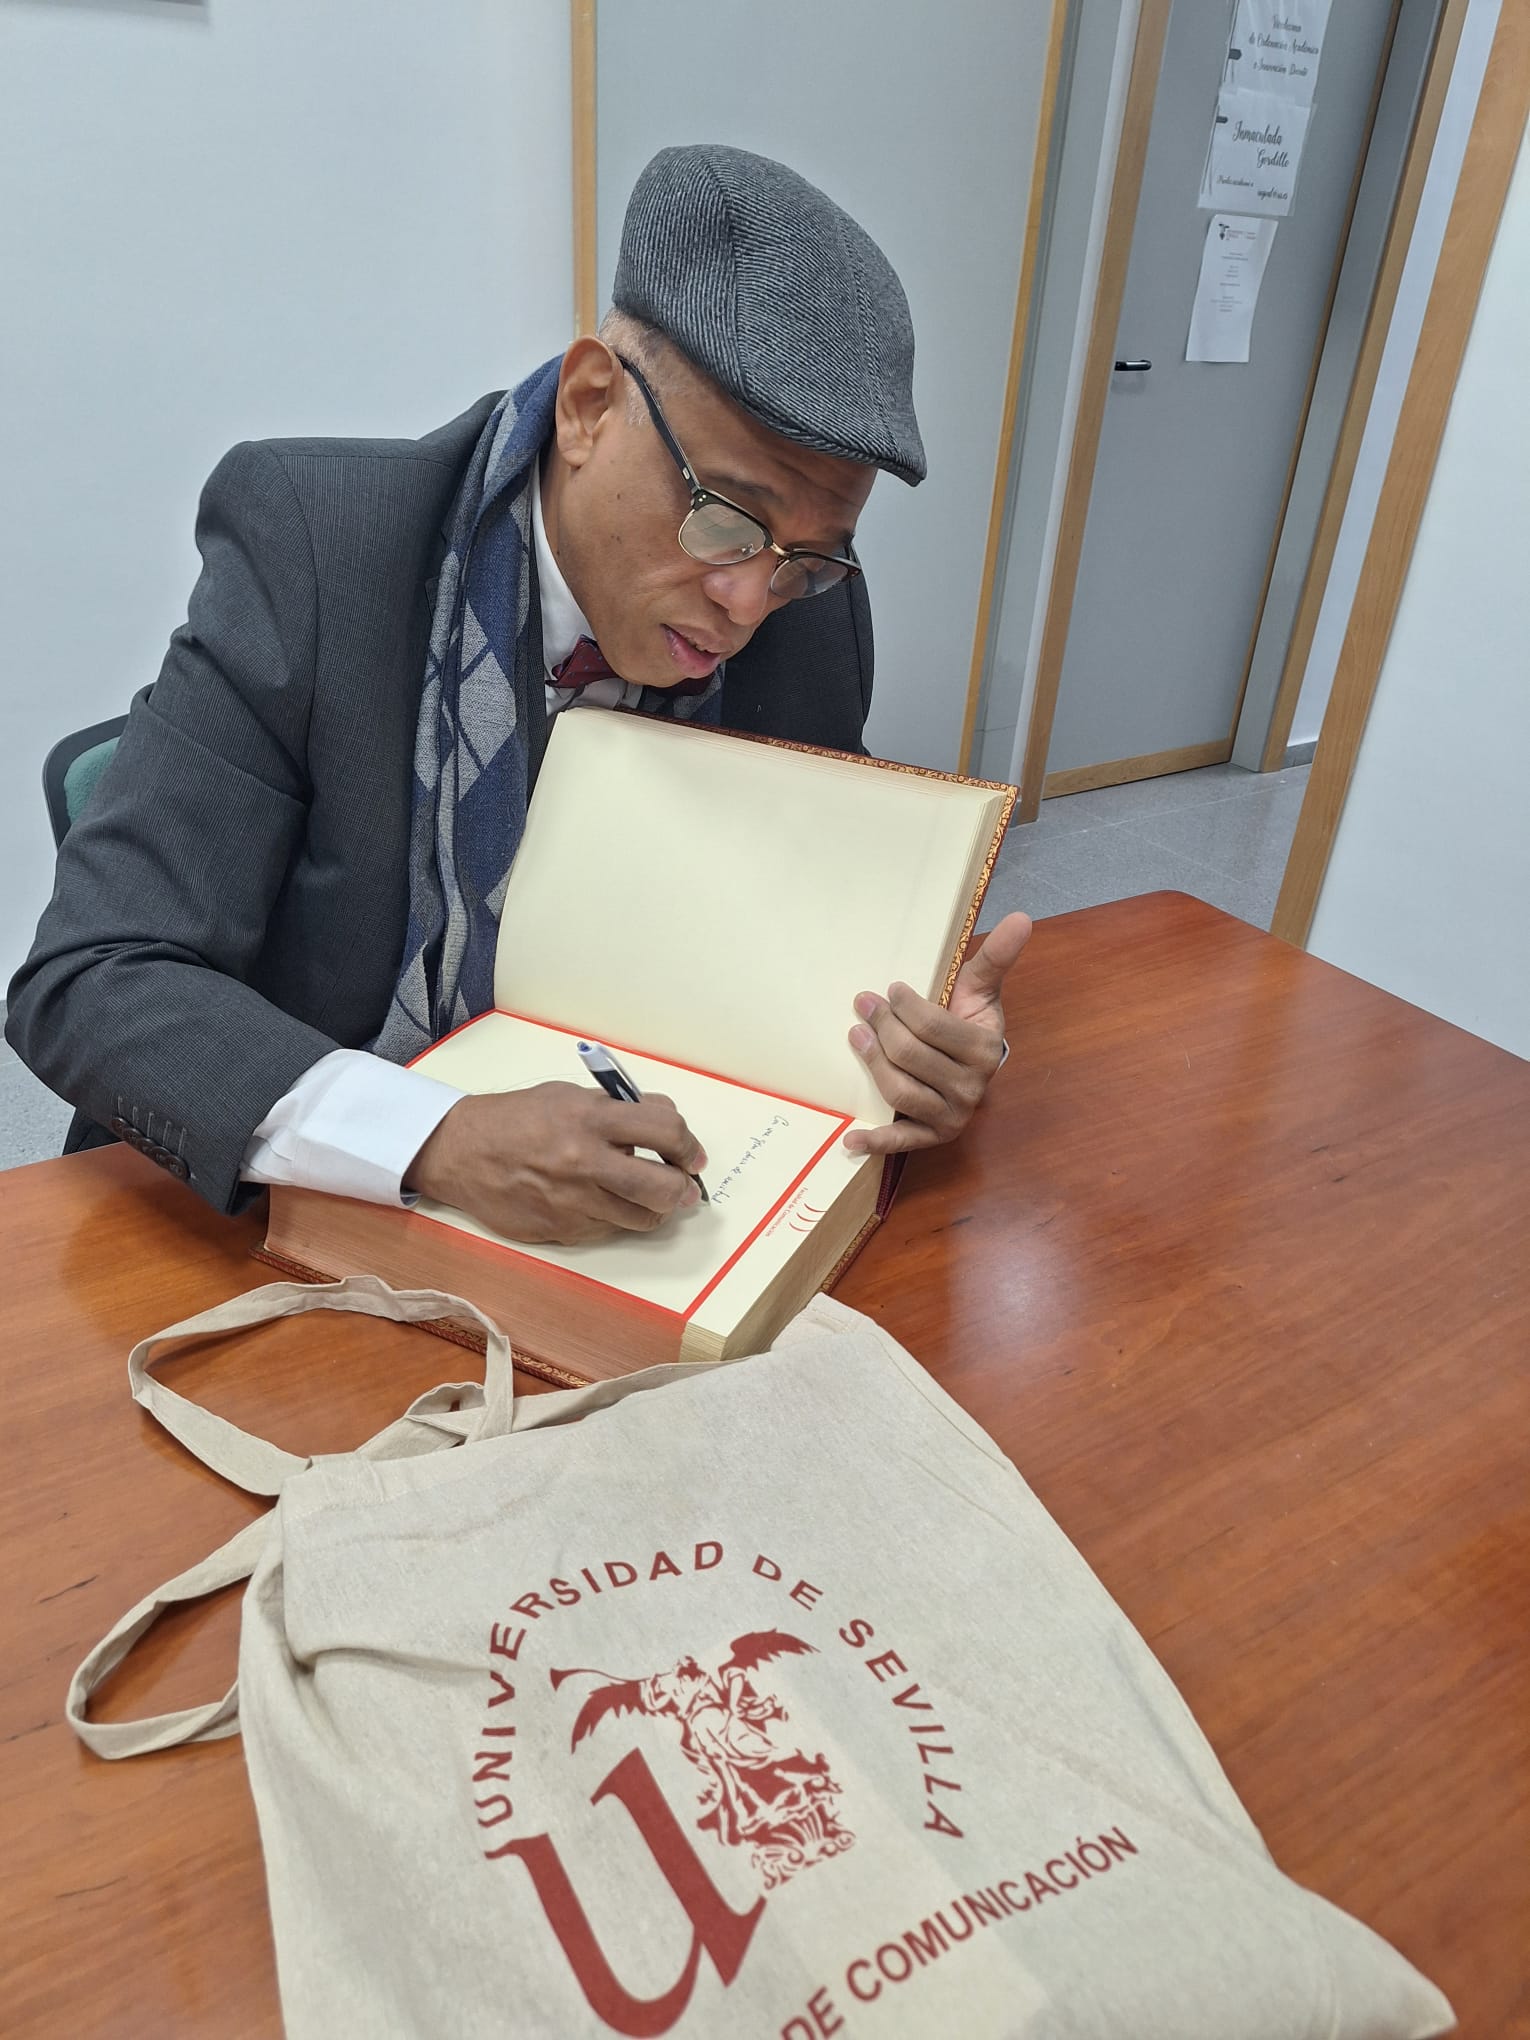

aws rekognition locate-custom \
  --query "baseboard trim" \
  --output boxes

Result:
[1043,739,1231,800]
[1282,739,1318,768]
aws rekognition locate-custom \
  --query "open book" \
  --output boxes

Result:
[262,713,1015,1383]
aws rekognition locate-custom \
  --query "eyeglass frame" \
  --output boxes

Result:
[613,351,862,602]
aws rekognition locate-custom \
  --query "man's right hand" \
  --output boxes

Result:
[404,1082,707,1246]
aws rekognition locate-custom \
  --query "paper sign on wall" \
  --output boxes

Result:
[1199,86,1311,216]
[1186,214,1279,363]
[1225,0,1331,108]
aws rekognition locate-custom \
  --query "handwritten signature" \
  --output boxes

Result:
[709,1115,792,1204]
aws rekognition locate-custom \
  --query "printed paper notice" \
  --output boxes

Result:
[1225,0,1331,107]
[1199,86,1311,216]
[1186,215,1278,363]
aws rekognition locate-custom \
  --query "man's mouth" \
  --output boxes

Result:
[662,625,727,679]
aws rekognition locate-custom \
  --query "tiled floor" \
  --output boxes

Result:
[976,760,1310,934]
[0,761,1308,1173]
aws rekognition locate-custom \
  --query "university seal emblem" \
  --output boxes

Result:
[552,1630,855,1890]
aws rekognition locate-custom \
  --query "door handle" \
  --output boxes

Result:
[1113,358,1152,371]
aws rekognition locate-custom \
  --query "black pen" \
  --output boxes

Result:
[575,1040,709,1202]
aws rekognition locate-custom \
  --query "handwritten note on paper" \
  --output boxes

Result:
[1199,87,1311,217]
[1187,214,1279,363]
[709,1115,792,1205]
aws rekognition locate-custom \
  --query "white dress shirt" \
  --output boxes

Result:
[241,461,594,1205]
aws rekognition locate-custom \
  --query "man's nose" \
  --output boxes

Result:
[700,554,781,631]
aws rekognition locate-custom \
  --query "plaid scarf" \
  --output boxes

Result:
[370,359,557,1063]
[372,356,722,1064]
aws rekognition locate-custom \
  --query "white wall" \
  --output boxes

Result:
[1288,0,1501,746]
[0,0,572,981]
[1307,133,1530,1060]
[593,0,1050,775]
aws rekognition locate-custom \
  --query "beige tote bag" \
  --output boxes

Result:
[71,1277,1453,2039]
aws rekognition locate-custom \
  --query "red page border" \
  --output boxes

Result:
[407,1010,855,1323]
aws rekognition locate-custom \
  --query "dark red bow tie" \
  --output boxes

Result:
[550,636,619,691]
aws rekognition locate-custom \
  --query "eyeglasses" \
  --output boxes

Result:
[614,352,862,603]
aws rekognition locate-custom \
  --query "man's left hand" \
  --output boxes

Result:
[842,912,1033,1156]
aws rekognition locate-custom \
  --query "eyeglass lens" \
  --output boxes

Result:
[677,501,850,601]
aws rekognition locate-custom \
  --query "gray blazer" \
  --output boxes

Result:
[5,396,875,1213]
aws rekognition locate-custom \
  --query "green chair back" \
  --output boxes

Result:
[43,716,127,848]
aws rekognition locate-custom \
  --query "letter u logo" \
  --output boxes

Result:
[486,1749,766,2037]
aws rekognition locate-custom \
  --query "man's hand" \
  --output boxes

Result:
[405,1083,708,1245]
[842,912,1033,1156]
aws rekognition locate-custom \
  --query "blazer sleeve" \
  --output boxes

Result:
[717,569,874,751]
[5,442,343,1213]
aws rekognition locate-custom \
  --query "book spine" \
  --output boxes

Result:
[820,1205,885,1294]
[875,1153,908,1218]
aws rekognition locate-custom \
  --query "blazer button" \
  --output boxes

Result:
[107,1117,187,1178]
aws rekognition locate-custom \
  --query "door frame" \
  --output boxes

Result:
[572,0,598,338]
[1010,0,1172,821]
[1235,0,1464,771]
[1273,0,1529,943]
[1004,0,1469,820]
[955,0,1073,778]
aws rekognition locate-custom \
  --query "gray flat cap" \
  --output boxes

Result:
[614,144,926,485]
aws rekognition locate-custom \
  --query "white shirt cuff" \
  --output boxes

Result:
[241,1048,464,1207]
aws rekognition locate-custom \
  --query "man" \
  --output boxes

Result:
[7,144,1030,1246]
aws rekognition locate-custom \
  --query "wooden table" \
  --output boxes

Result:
[2,893,1526,2036]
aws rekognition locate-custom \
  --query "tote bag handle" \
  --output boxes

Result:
[68,1275,514,1759]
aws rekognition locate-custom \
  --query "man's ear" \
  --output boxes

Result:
[554,337,622,473]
